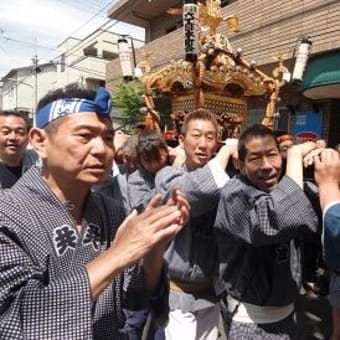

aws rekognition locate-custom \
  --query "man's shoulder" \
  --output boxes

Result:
[219,175,270,205]
[90,189,123,208]
[272,175,306,198]
[128,169,143,182]
[0,188,16,206]
[90,190,126,218]
[0,172,33,202]
[220,174,247,192]
[89,191,126,231]
[129,169,154,185]
[154,165,186,189]
[156,165,185,179]
[0,187,28,228]
[24,148,37,157]
[24,149,39,165]
[94,175,119,191]
[325,202,340,220]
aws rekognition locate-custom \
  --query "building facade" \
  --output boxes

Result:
[106,0,340,146]
[0,63,57,124]
[57,29,144,90]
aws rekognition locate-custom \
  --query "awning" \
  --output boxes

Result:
[300,50,340,99]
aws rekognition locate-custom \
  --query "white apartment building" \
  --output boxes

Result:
[0,27,144,126]
[56,28,144,90]
[0,63,57,117]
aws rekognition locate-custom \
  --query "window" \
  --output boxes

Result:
[277,107,291,132]
[245,107,291,131]
[166,20,183,34]
[60,54,65,72]
[102,51,118,60]
[246,109,264,127]
[83,47,97,57]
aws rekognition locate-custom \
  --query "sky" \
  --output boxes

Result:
[0,0,145,77]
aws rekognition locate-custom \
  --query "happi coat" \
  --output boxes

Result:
[214,175,319,307]
[155,162,227,312]
[0,149,39,189]
[128,169,156,213]
[0,167,165,339]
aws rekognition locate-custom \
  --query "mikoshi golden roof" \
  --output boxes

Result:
[138,0,289,136]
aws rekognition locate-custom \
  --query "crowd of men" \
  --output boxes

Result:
[0,83,340,340]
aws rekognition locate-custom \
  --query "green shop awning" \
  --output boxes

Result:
[300,50,340,99]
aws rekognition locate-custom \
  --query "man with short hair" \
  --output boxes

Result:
[128,129,170,214]
[0,110,38,188]
[155,108,237,340]
[274,130,294,160]
[0,84,189,339]
[125,130,171,340]
[214,124,319,339]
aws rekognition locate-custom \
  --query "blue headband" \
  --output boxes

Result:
[36,86,112,128]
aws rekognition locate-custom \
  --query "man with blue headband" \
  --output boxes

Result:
[0,83,189,339]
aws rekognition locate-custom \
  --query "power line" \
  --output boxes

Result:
[1,0,120,66]
[66,0,119,38]
[68,65,106,77]
[69,0,109,12]
[0,35,55,51]
[1,0,139,66]
[73,0,111,13]
[56,1,144,64]
[55,0,107,18]
[0,42,32,67]
[50,0,121,63]
[55,20,121,61]
[1,0,140,84]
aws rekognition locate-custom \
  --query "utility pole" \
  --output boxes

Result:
[32,54,39,127]
[32,38,39,127]
[129,37,136,72]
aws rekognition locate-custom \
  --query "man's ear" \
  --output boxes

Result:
[178,134,185,148]
[238,160,246,174]
[29,128,49,160]
[233,158,241,171]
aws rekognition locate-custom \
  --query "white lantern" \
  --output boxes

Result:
[118,36,133,81]
[292,36,312,83]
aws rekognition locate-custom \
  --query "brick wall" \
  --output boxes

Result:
[106,0,340,142]
[107,0,340,84]
[228,0,340,65]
